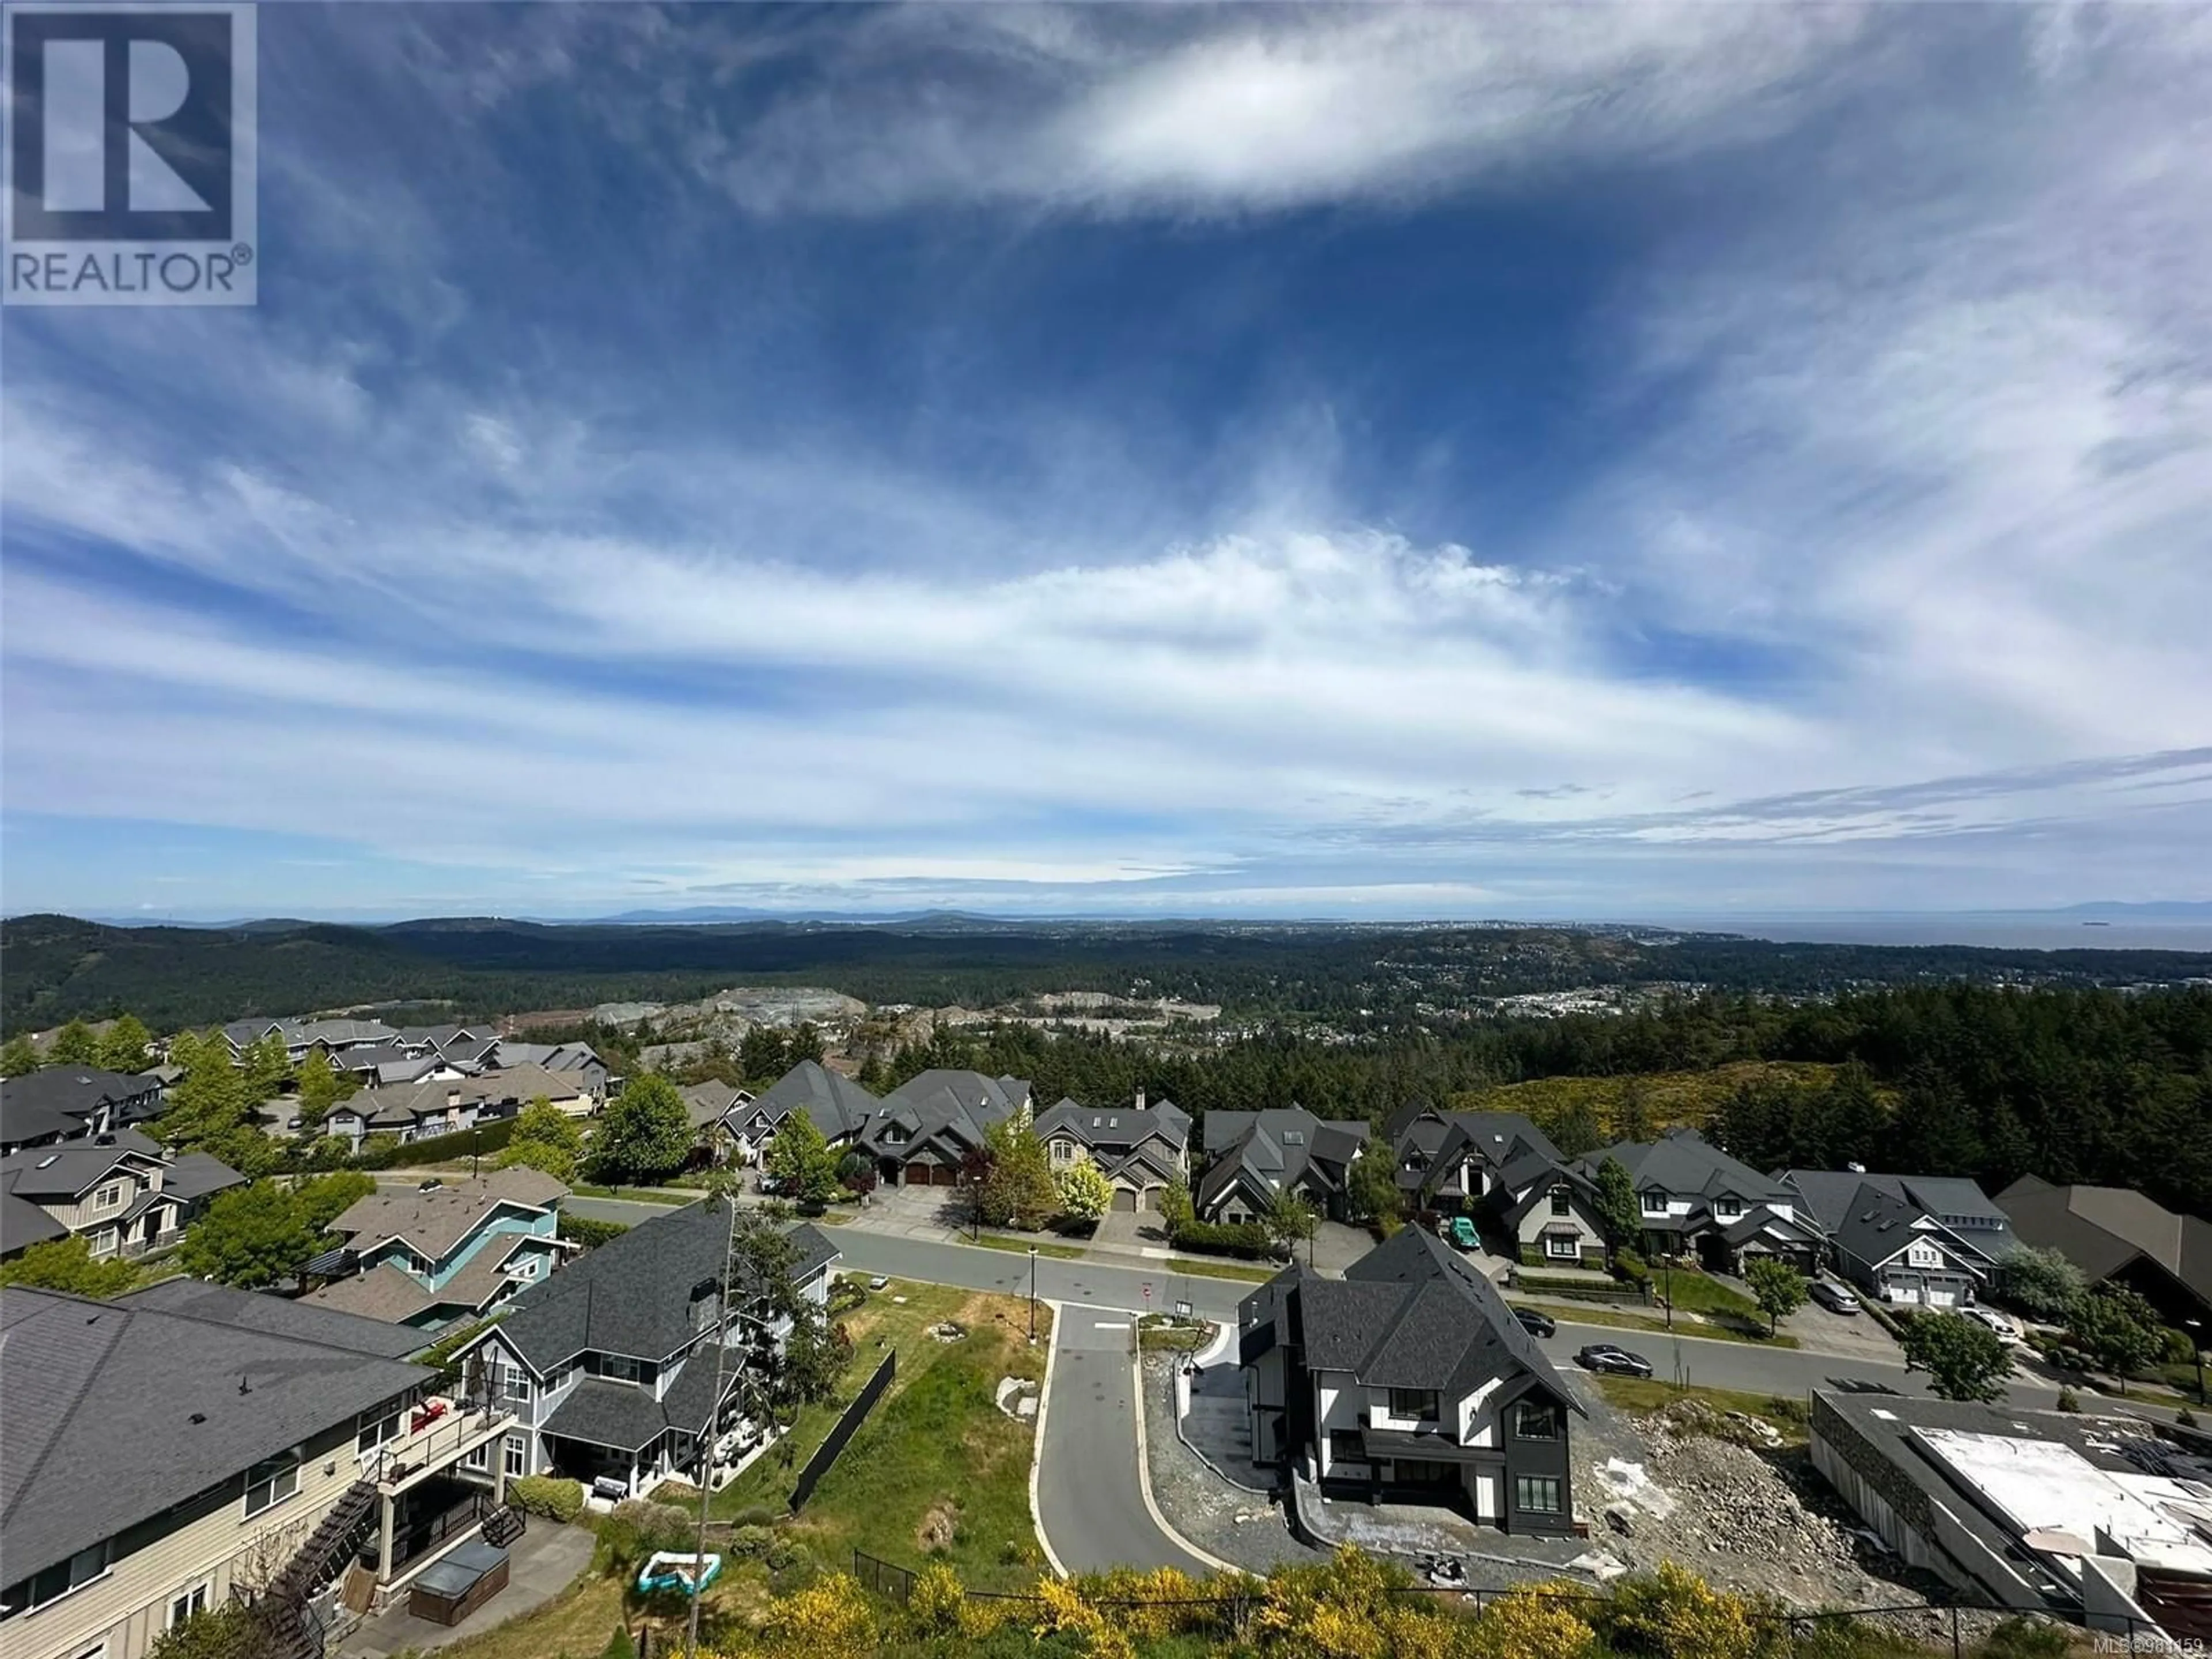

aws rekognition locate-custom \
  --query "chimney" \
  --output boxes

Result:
[1135,1089,1147,1112]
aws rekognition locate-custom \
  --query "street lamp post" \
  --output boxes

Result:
[1028,1245,1039,1344]
[2188,1319,2205,1407]
[471,1127,482,1181]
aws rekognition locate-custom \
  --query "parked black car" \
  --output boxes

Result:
[1513,1307,1558,1339]
[1575,1343,1654,1377]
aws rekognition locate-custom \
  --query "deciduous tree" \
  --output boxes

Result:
[1264,1191,1320,1263]
[96,1014,153,1074]
[180,1181,323,1289]
[589,1074,692,1185]
[294,1050,342,1129]
[1344,1141,1402,1226]
[764,1112,841,1206]
[980,1120,1058,1230]
[1899,1310,2014,1402]
[2069,1286,2166,1393]
[501,1098,584,1181]
[0,1035,38,1078]
[1592,1157,1642,1261]
[1993,1243,2085,1323]
[1054,1152,1113,1222]
[1743,1257,1808,1335]
[0,1235,139,1297]
[50,1018,101,1066]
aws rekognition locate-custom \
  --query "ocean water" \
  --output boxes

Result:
[1648,914,2212,953]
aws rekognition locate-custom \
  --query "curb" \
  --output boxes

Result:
[1029,1298,1070,1581]
[1130,1336,1244,1577]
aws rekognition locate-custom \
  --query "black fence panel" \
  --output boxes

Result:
[789,1350,896,1512]
[853,1548,916,1604]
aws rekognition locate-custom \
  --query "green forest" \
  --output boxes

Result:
[7,910,2210,1032]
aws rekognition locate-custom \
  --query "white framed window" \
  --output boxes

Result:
[502,1369,533,1404]
[356,1410,402,1453]
[1514,1475,1562,1514]
[5,1543,111,1616]
[1714,1196,1742,1219]
[463,1442,490,1473]
[600,1355,643,1385]
[1050,1138,1074,1166]
[96,1183,124,1211]
[243,1455,299,1517]
[1548,1185,1572,1217]
[503,1433,528,1479]
[1546,1233,1581,1259]
[167,1582,210,1628]
[1640,1190,1669,1214]
[73,1645,109,1659]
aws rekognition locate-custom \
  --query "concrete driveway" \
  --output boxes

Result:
[1781,1300,1906,1362]
[1036,1304,1219,1576]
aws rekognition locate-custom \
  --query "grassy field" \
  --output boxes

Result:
[706,1278,1052,1589]
[1508,1297,1800,1350]
[1466,1060,1872,1139]
[1590,1376,1813,1444]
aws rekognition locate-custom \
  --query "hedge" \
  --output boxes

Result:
[350,1116,517,1170]
[559,1214,630,1250]
[509,1475,584,1523]
[1167,1220,1280,1260]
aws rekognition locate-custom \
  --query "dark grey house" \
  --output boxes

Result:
[723,1060,881,1161]
[1574,1127,1822,1272]
[855,1070,1029,1189]
[0,1068,165,1156]
[1238,1226,1585,1533]
[1033,1093,1191,1211]
[1781,1169,2008,1308]
[1196,1107,1370,1224]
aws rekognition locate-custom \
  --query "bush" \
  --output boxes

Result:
[729,1524,777,1559]
[1615,1248,1650,1285]
[349,1116,518,1170]
[1601,1562,1762,1659]
[727,1503,781,1528]
[599,1499,694,1573]
[2055,1387,2082,1412]
[509,1474,584,1523]
[2179,1406,2200,1427]
[2164,1326,2199,1365]
[1975,1615,2074,1659]
[558,1214,630,1250]
[1166,1219,1280,1260]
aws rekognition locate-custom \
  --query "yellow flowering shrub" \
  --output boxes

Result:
[1604,1560,1761,1659]
[1462,1582,1599,1659]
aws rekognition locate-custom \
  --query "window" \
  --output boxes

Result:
[1513,1402,1562,1441]
[1714,1195,1742,1219]
[168,1583,210,1628]
[502,1368,533,1404]
[96,1183,123,1210]
[244,1456,299,1517]
[503,1433,528,1479]
[1545,1233,1581,1260]
[600,1355,643,1385]
[1050,1138,1074,1166]
[1514,1476,1562,1514]
[1640,1189,1669,1214]
[357,1410,402,1453]
[3,1543,111,1616]
[1386,1388,1438,1422]
[1327,1430,1366,1465]
[1548,1184,1572,1217]
[463,1442,489,1473]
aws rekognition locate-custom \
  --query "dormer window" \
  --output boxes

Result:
[1641,1189,1669,1214]
[1713,1195,1742,1219]
[1549,1184,1572,1217]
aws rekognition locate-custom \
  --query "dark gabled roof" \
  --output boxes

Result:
[0,1129,168,1199]
[118,1278,428,1358]
[541,1378,671,1452]
[1780,1168,2009,1241]
[1997,1176,2212,1301]
[1247,1230,1583,1415]
[751,1061,878,1139]
[0,1183,70,1253]
[2,1285,429,1581]
[162,1150,247,1204]
[1197,1108,1370,1210]
[0,1069,160,1146]
[860,1070,1023,1162]
[489,1202,838,1372]
[1578,1127,1792,1207]
[1033,1097,1192,1156]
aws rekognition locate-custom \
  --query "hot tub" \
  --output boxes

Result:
[406,1540,510,1627]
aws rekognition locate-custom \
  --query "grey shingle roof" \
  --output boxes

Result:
[493,1202,838,1372]
[1997,1176,2212,1301]
[541,1378,675,1452]
[1196,1108,1369,1211]
[1577,1128,1793,1215]
[2,1286,429,1581]
[0,1183,70,1253]
[328,1169,567,1261]
[0,1069,163,1147]
[162,1150,247,1204]
[118,1278,427,1358]
[749,1062,878,1139]
[0,1130,168,1200]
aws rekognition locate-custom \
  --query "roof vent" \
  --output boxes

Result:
[189,1412,207,1425]
[34,1154,58,1168]
[237,1374,252,1395]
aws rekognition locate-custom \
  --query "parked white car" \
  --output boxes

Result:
[1964,1306,2022,1343]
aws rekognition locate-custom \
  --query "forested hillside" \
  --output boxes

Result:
[7,911,2209,1032]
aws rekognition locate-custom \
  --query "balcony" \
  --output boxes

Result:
[362,1396,514,1497]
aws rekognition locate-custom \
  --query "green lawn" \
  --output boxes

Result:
[1164,1256,1281,1283]
[969,1232,1087,1260]
[1508,1297,1800,1349]
[700,1279,1051,1590]
[567,1183,695,1206]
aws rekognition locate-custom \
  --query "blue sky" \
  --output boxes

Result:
[5,4,2209,922]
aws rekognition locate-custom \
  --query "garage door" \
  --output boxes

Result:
[1137,1187,1156,1212]
[1925,1286,1956,1308]
[931,1163,959,1187]
[1112,1187,1138,1213]
[904,1161,933,1187]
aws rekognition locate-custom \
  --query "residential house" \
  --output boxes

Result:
[1386,1107,1607,1262]
[1996,1176,2212,1330]
[1573,1127,1821,1273]
[396,1027,501,1066]
[452,1199,840,1497]
[1238,1226,1586,1532]
[677,1081,752,1149]
[1033,1093,1191,1212]
[488,1042,612,1103]
[0,1128,243,1262]
[0,1280,520,1659]
[720,1061,879,1164]
[0,1068,166,1156]
[323,1064,597,1149]
[221,1017,402,1063]
[302,1170,570,1331]
[1780,1169,2009,1308]
[855,1070,1029,1188]
[1196,1107,1370,1224]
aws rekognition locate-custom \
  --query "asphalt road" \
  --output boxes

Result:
[1035,1304,1218,1577]
[559,1196,2069,1410]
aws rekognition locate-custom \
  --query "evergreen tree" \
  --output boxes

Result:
[295,1050,342,1128]
[96,1014,153,1074]
[1344,1141,1403,1225]
[0,1035,38,1078]
[1592,1157,1642,1259]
